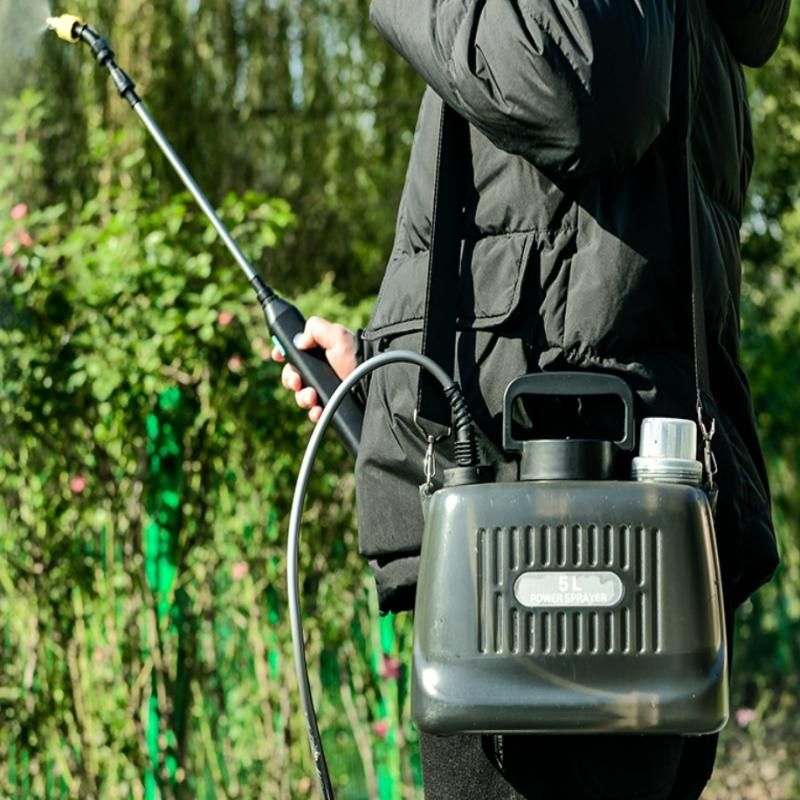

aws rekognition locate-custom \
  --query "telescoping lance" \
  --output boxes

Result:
[46,14,363,456]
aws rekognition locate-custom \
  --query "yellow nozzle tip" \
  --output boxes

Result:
[46,14,83,42]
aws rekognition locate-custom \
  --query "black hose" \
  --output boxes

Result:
[287,351,475,799]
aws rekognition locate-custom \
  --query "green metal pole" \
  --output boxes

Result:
[366,614,403,800]
[144,388,184,799]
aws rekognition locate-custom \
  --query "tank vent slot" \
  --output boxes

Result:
[477,525,661,656]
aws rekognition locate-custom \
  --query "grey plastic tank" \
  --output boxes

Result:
[411,373,728,735]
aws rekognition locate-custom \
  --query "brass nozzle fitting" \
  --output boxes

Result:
[46,14,83,42]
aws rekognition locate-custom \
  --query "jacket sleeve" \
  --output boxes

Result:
[370,0,675,178]
[709,0,790,67]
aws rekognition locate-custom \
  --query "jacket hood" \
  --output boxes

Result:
[709,0,791,67]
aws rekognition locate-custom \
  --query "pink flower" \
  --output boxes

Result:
[231,561,249,581]
[10,203,28,221]
[70,476,87,494]
[372,720,390,739]
[3,241,13,258]
[227,355,244,372]
[18,230,33,248]
[735,708,757,728]
[217,310,235,327]
[380,655,402,681]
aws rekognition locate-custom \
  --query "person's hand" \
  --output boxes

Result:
[271,316,358,422]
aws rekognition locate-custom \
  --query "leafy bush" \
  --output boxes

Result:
[1,90,418,799]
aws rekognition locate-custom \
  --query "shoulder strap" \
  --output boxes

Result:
[685,131,719,504]
[415,101,467,433]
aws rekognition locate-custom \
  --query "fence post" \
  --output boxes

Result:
[144,387,185,799]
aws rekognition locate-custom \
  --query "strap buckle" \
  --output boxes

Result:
[413,410,451,497]
[696,398,718,510]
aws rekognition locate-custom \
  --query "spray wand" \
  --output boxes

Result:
[47,14,363,456]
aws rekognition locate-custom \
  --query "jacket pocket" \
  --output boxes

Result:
[363,231,536,340]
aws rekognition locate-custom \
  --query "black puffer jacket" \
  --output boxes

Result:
[356,0,790,613]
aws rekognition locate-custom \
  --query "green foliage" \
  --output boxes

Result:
[19,0,422,298]
[734,7,800,709]
[0,90,417,799]
[702,10,800,791]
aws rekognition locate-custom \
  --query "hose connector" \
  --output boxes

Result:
[441,383,495,487]
[443,384,480,468]
[46,14,83,42]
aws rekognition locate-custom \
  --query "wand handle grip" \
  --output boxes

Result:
[265,297,363,457]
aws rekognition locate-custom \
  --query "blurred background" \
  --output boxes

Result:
[0,1,797,798]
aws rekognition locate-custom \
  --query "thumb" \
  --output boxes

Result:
[294,316,340,351]
[293,316,358,381]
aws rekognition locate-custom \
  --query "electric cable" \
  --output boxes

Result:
[287,350,470,800]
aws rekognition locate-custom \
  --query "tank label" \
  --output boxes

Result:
[513,571,625,608]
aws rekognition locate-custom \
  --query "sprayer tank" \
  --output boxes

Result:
[412,479,728,735]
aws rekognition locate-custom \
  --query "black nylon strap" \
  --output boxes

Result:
[416,101,467,431]
[686,139,713,407]
[686,120,718,501]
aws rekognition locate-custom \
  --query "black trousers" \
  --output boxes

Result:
[420,730,718,800]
